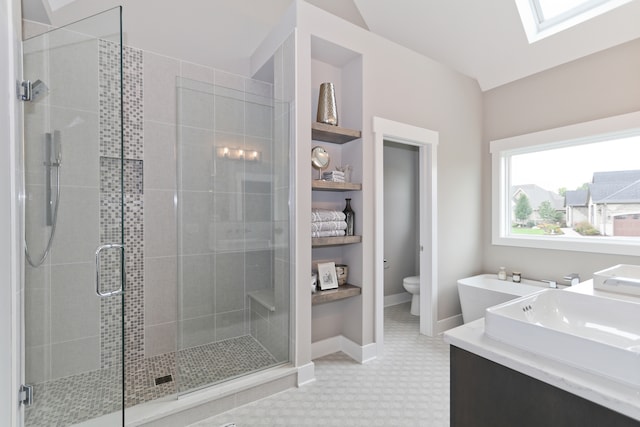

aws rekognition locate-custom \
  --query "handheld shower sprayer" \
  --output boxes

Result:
[25,130,62,268]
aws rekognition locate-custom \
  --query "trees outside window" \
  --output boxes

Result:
[514,194,532,225]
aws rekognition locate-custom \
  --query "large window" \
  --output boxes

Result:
[515,0,632,43]
[491,111,640,256]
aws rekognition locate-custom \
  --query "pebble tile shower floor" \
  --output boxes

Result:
[24,335,277,426]
[191,302,451,427]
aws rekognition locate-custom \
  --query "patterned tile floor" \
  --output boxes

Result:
[190,302,451,427]
[24,335,278,426]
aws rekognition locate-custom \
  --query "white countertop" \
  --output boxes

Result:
[444,281,640,422]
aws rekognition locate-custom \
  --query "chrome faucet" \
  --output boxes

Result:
[540,279,557,289]
[563,273,580,286]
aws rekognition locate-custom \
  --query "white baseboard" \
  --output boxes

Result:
[384,292,412,307]
[297,362,316,386]
[360,343,378,363]
[311,336,342,360]
[436,313,463,334]
[311,335,378,363]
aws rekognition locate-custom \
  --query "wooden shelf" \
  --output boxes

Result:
[312,122,361,144]
[312,180,361,191]
[312,284,361,305]
[312,235,361,247]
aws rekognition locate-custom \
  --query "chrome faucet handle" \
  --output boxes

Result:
[563,273,580,286]
[541,279,557,289]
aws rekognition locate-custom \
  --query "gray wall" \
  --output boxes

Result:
[383,141,419,297]
[482,37,640,283]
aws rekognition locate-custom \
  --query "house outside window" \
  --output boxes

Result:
[588,170,640,237]
[491,111,640,256]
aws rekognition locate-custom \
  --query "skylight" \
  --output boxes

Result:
[515,0,632,43]
[534,0,603,23]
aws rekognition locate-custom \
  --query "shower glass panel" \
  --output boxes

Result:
[176,77,291,394]
[22,7,125,426]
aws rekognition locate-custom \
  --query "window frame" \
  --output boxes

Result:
[515,0,633,43]
[490,111,640,256]
[532,0,608,29]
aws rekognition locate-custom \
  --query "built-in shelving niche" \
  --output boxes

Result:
[310,35,365,357]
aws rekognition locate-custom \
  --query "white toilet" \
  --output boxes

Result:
[403,276,420,316]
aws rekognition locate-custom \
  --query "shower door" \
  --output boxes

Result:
[22,7,126,426]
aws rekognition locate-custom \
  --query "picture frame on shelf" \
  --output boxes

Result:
[317,261,339,290]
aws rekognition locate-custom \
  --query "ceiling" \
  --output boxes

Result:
[22,0,640,91]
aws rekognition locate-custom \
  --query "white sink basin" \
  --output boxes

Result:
[594,264,640,296]
[485,289,640,387]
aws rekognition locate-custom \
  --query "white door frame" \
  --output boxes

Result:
[373,117,438,354]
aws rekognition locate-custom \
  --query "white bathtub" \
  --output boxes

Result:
[457,273,548,323]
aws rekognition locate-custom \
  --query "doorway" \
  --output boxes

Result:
[373,117,438,355]
[383,141,419,307]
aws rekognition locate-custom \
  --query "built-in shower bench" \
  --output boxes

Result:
[248,289,276,312]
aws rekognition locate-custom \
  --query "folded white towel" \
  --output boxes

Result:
[323,170,345,177]
[312,230,346,238]
[311,221,347,232]
[312,209,346,222]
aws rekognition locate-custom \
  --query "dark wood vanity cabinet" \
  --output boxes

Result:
[450,346,640,427]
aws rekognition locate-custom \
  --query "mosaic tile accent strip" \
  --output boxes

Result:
[123,46,144,161]
[98,40,145,372]
[123,193,145,364]
[99,42,144,160]
[24,335,278,426]
[98,39,122,159]
[100,157,144,194]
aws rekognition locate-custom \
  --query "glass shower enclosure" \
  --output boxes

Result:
[21,7,292,425]
[22,7,125,426]
[175,77,291,395]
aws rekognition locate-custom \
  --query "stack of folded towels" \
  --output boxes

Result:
[312,209,347,238]
[322,170,345,182]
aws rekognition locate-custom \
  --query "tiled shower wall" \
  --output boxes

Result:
[175,75,278,354]
[98,42,288,364]
[147,53,285,359]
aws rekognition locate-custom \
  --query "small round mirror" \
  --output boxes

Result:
[311,146,330,179]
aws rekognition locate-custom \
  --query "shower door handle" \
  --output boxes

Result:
[95,243,125,297]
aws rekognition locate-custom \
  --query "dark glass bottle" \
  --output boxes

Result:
[343,198,355,236]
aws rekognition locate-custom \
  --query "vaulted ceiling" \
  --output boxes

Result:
[22,0,640,90]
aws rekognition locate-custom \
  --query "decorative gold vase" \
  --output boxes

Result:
[317,82,338,126]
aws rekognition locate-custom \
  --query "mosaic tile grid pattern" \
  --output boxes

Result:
[24,367,122,427]
[122,47,143,161]
[98,38,125,371]
[98,41,146,371]
[98,39,122,159]
[24,335,278,426]
[177,335,279,392]
[191,303,451,427]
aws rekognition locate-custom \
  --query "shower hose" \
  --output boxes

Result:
[25,164,61,268]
